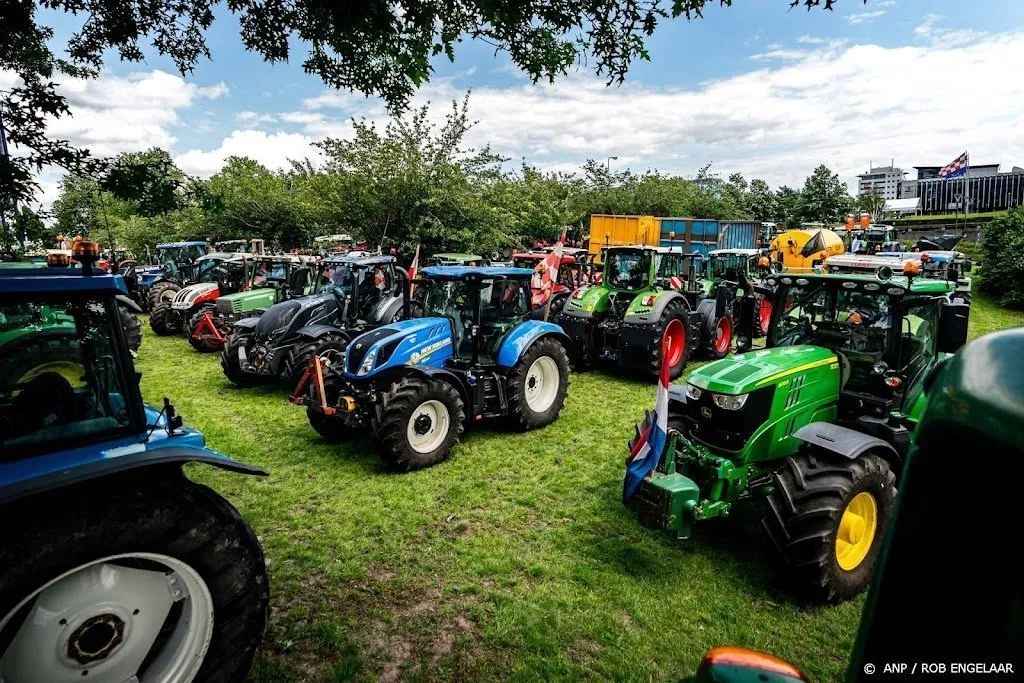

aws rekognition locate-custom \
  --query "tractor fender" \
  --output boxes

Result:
[374,295,405,324]
[295,324,350,342]
[623,290,688,325]
[0,446,267,506]
[496,321,570,368]
[115,294,142,313]
[232,317,260,331]
[372,365,471,413]
[792,422,900,466]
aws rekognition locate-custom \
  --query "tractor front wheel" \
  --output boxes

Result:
[186,304,221,352]
[0,475,268,682]
[221,332,270,387]
[649,299,690,380]
[284,334,349,392]
[147,281,180,310]
[375,377,465,471]
[148,300,179,336]
[762,450,896,603]
[506,337,570,430]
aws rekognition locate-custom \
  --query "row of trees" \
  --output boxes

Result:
[3,98,863,260]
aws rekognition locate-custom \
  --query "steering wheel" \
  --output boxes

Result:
[15,373,76,431]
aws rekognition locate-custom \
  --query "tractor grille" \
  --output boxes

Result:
[216,299,236,316]
[684,385,775,451]
[346,326,398,373]
[608,292,632,320]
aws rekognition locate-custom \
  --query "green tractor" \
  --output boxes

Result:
[698,248,774,341]
[557,245,705,379]
[624,268,970,602]
[183,255,312,352]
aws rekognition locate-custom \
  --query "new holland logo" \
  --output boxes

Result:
[410,337,452,364]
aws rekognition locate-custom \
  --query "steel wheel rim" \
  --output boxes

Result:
[407,399,450,454]
[525,356,559,412]
[835,492,879,571]
[663,319,685,367]
[17,361,86,389]
[714,317,732,354]
[0,552,214,683]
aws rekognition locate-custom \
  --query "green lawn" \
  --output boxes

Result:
[135,294,1022,682]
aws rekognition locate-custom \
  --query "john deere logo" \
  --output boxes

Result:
[701,407,713,419]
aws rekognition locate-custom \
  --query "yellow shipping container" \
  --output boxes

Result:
[588,215,660,261]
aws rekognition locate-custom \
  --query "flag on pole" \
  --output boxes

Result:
[408,244,420,295]
[623,332,672,500]
[939,152,968,179]
[535,227,567,318]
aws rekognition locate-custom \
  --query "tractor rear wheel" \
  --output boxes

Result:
[148,300,178,336]
[697,299,732,359]
[0,474,268,682]
[506,337,570,430]
[117,302,143,354]
[375,377,465,471]
[754,293,773,338]
[762,450,896,603]
[148,281,180,310]
[186,304,221,352]
[284,334,349,393]
[220,332,270,387]
[649,299,690,380]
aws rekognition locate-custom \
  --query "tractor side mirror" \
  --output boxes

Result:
[937,301,970,354]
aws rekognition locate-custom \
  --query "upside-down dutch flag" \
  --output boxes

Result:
[623,334,672,500]
[939,151,968,179]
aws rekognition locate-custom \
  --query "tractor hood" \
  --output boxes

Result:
[562,285,609,315]
[686,345,838,395]
[170,282,219,310]
[344,317,454,377]
[218,287,278,311]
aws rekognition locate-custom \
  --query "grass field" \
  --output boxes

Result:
[135,292,1023,682]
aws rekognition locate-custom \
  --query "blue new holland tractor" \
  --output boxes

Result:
[295,266,572,470]
[0,245,269,682]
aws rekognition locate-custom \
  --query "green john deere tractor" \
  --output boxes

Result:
[625,269,970,602]
[557,245,704,379]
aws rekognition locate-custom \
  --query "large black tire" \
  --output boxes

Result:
[649,299,691,380]
[187,304,221,352]
[0,473,268,681]
[148,300,181,336]
[696,298,732,360]
[375,377,465,471]
[117,302,143,353]
[220,332,271,387]
[284,333,350,393]
[505,336,570,431]
[762,450,896,603]
[148,280,181,310]
[306,373,356,443]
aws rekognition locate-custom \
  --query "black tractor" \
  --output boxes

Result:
[221,254,413,389]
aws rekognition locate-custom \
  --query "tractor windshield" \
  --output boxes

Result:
[315,263,356,292]
[422,277,529,358]
[707,255,749,281]
[251,261,290,288]
[605,250,651,290]
[0,294,134,454]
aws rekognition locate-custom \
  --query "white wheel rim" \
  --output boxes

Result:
[407,400,451,454]
[525,356,559,413]
[0,553,214,683]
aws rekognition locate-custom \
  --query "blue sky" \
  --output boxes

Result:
[19,0,1024,207]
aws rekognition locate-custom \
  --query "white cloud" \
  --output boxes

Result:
[796,35,828,45]
[749,49,811,61]
[176,129,323,177]
[237,111,277,124]
[847,10,886,25]
[915,13,943,37]
[914,14,988,47]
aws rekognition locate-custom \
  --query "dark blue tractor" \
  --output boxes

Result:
[0,247,269,682]
[138,240,213,310]
[295,266,572,471]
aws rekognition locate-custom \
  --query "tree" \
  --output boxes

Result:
[1,205,51,257]
[51,175,101,239]
[979,208,1024,308]
[747,178,779,222]
[101,148,185,217]
[204,157,304,248]
[859,189,886,223]
[799,164,854,224]
[2,0,857,214]
[774,185,802,226]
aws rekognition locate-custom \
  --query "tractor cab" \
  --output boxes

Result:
[419,267,534,362]
[314,255,400,321]
[425,253,486,267]
[152,241,210,277]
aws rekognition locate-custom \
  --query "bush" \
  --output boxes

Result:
[957,239,984,265]
[979,208,1024,307]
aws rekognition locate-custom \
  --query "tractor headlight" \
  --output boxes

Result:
[685,384,702,401]
[357,349,378,376]
[712,393,749,410]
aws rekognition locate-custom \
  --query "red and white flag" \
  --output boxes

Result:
[536,226,568,291]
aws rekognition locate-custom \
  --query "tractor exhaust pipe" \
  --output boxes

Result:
[396,266,411,320]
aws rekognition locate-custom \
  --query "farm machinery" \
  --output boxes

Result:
[0,243,268,681]
[625,266,970,602]
[148,252,250,336]
[294,266,571,471]
[511,250,595,318]
[826,250,974,305]
[698,248,774,342]
[556,245,708,379]
[137,241,212,309]
[176,255,311,352]
[221,254,410,389]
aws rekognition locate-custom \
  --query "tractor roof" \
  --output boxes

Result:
[826,253,918,270]
[430,252,485,261]
[0,265,128,295]
[709,248,760,257]
[322,254,394,267]
[610,244,700,256]
[156,241,208,249]
[879,250,965,262]
[200,252,238,262]
[422,266,534,280]
[764,272,954,294]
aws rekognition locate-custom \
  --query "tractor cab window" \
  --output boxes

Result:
[708,255,749,281]
[357,265,394,317]
[316,263,355,292]
[898,299,938,382]
[478,278,530,360]
[251,261,289,288]
[606,251,651,291]
[558,263,576,288]
[656,253,681,279]
[512,257,539,270]
[0,295,133,454]
[423,280,475,354]
[772,283,893,391]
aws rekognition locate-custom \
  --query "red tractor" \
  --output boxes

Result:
[511,251,596,318]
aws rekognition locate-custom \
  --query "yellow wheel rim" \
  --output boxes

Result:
[835,491,878,571]
[17,362,87,389]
